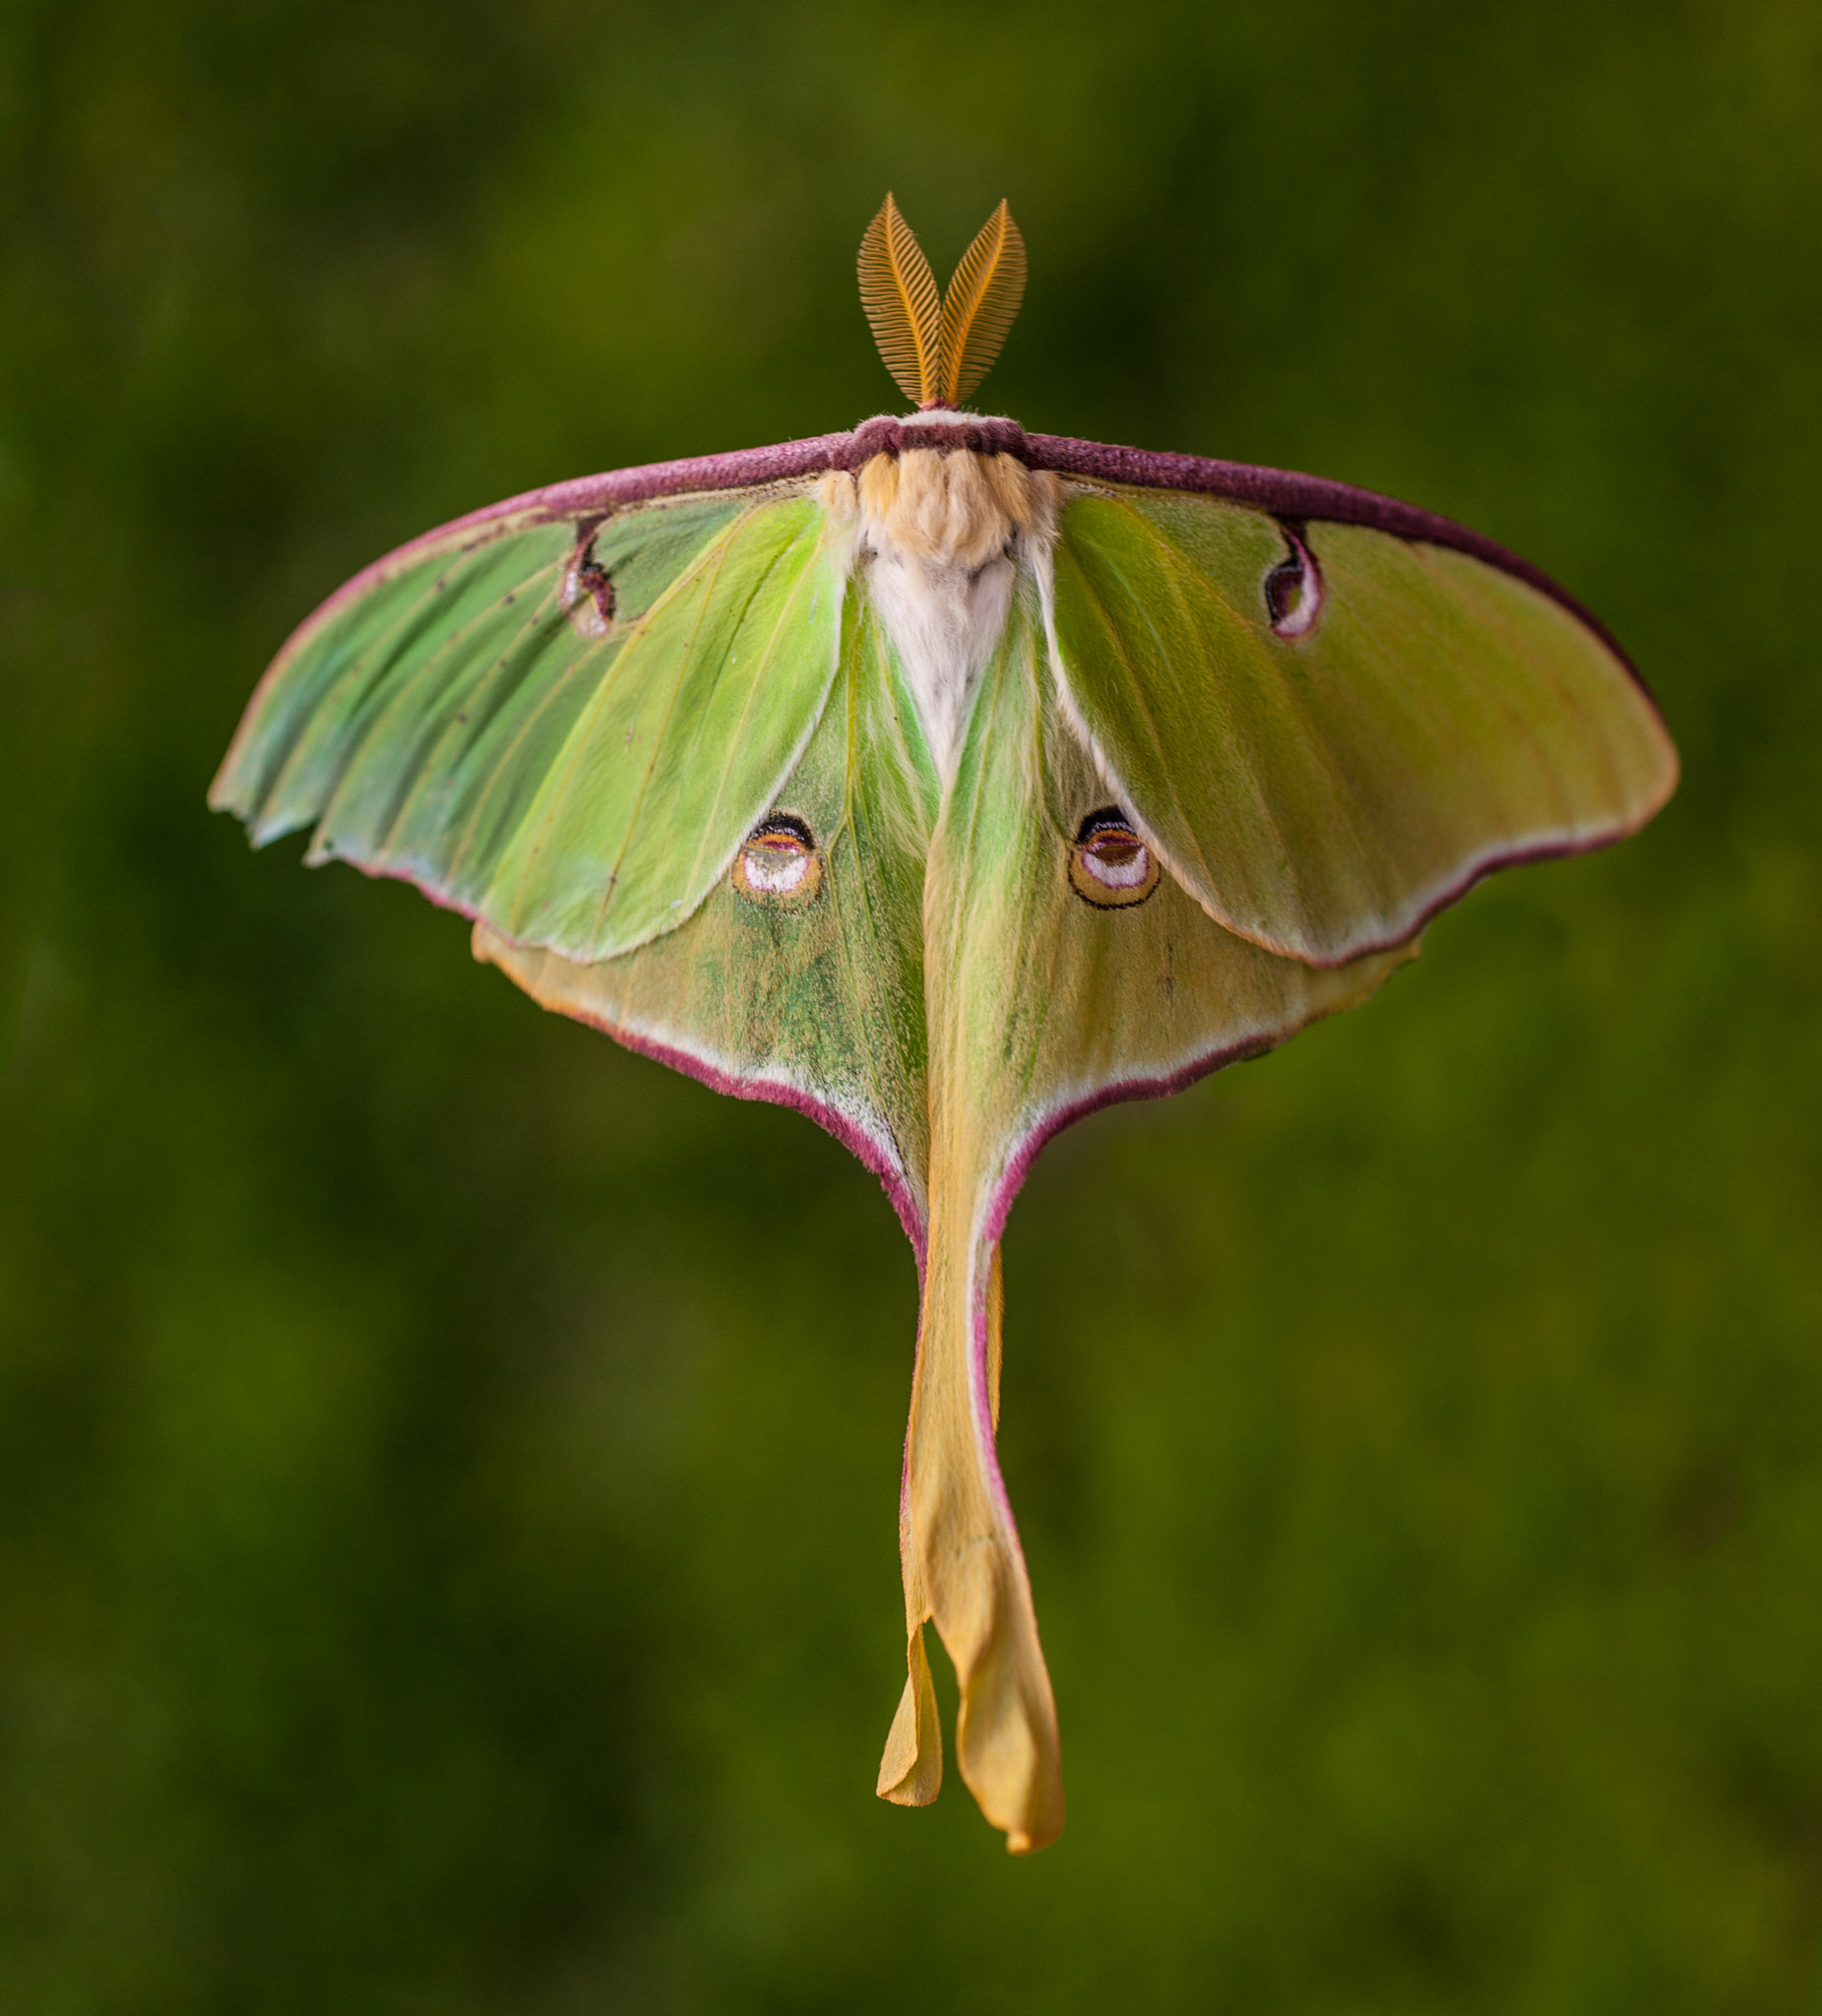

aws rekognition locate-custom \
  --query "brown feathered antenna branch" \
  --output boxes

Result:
[858,195,1028,409]
[858,194,944,408]
[939,200,1027,406]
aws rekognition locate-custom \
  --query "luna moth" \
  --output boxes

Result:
[211,194,1678,1855]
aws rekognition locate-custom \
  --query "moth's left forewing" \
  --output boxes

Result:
[212,481,848,967]
[1045,481,1677,968]
[481,493,845,960]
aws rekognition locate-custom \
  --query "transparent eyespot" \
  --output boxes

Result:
[732,813,823,907]
[563,531,616,639]
[1068,807,1161,910]
[1264,520,1323,639]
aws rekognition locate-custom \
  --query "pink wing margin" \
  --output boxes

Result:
[262,414,1662,717]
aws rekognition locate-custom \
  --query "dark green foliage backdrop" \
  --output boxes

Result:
[4,2,1820,2008]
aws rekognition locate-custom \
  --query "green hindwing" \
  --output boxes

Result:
[212,486,846,962]
[935,579,1415,1147]
[1048,485,1678,967]
[474,587,938,1231]
[893,579,1419,1855]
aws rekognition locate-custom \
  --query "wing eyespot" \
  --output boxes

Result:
[1264,521,1324,640]
[563,534,617,639]
[1068,807,1161,911]
[732,812,824,909]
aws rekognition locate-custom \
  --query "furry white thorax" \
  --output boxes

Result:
[821,445,1062,783]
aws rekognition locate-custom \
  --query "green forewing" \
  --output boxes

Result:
[212,487,845,962]
[1049,487,1677,966]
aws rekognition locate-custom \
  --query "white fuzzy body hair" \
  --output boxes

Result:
[822,449,1061,783]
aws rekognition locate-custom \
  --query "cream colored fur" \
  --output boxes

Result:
[822,451,1062,782]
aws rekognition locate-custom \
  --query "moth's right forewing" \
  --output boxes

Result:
[1048,484,1677,967]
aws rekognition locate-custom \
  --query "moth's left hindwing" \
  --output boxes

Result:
[212,486,846,962]
[475,586,939,1236]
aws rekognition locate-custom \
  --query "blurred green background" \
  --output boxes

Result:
[4,1,1821,2008]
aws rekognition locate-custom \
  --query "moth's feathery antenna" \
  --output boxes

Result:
[858,194,945,409]
[939,201,1027,406]
[858,196,1029,409]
